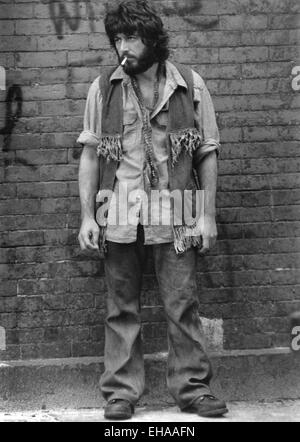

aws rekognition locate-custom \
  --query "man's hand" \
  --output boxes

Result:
[198,214,217,255]
[78,216,100,251]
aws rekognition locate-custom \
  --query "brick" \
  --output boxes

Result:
[219,128,243,143]
[0,345,21,361]
[219,14,268,30]
[0,36,38,52]
[0,280,17,297]
[18,278,69,296]
[0,214,66,232]
[66,83,90,99]
[220,47,268,63]
[225,333,273,350]
[15,19,52,36]
[68,67,100,83]
[0,52,14,67]
[173,48,219,64]
[41,132,78,149]
[40,164,78,181]
[8,134,41,150]
[16,51,68,68]
[67,49,113,67]
[220,142,300,159]
[269,14,300,29]
[72,341,103,358]
[243,222,300,239]
[88,34,110,50]
[171,30,242,48]
[0,231,45,252]
[43,229,78,246]
[236,0,300,14]
[0,20,14,35]
[0,4,33,19]
[192,63,240,79]
[241,30,299,46]
[274,206,300,222]
[37,35,89,51]
[241,62,294,78]
[18,329,44,345]
[41,100,85,117]
[207,79,269,95]
[17,182,69,198]
[39,116,83,133]
[0,247,16,264]
[166,15,220,32]
[41,197,80,214]
[0,313,17,329]
[40,68,69,84]
[242,126,280,142]
[269,45,300,62]
[15,246,70,264]
[0,199,40,215]
[22,84,66,101]
[0,184,16,199]
[16,149,68,166]
[21,342,72,359]
[218,159,240,175]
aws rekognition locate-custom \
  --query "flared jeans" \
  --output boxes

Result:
[100,226,213,410]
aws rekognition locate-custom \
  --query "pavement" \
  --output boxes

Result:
[0,400,300,422]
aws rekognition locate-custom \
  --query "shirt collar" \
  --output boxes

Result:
[109,61,188,90]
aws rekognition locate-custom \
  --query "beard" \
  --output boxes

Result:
[119,45,158,76]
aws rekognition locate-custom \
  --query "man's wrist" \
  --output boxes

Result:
[81,213,95,222]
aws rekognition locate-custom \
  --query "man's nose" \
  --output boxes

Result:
[120,39,128,53]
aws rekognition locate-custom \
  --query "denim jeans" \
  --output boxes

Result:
[100,225,213,410]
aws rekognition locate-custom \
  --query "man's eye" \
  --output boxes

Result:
[128,36,137,40]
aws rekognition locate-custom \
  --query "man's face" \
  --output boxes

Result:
[114,33,156,75]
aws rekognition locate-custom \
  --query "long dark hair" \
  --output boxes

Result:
[104,0,170,63]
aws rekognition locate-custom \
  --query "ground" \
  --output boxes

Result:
[0,400,299,422]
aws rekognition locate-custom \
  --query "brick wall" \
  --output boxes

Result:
[0,0,299,360]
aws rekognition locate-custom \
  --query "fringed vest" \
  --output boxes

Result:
[96,62,203,254]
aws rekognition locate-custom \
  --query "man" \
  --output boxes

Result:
[77,0,228,420]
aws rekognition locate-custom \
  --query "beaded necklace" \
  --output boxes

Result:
[130,64,162,188]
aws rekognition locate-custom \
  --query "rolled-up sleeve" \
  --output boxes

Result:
[192,71,220,167]
[77,76,102,148]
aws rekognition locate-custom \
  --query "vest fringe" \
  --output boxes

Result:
[97,135,123,162]
[172,224,202,254]
[169,128,203,167]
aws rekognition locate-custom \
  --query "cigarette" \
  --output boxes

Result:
[121,57,127,66]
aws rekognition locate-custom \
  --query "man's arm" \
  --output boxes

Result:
[78,146,100,251]
[196,150,218,255]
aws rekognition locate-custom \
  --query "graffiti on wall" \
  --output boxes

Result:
[161,0,219,29]
[49,0,95,39]
[0,85,36,169]
[0,85,23,153]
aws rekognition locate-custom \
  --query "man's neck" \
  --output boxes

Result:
[135,62,160,84]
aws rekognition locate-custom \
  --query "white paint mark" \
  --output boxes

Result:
[0,326,6,351]
[200,317,224,352]
[0,66,6,91]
